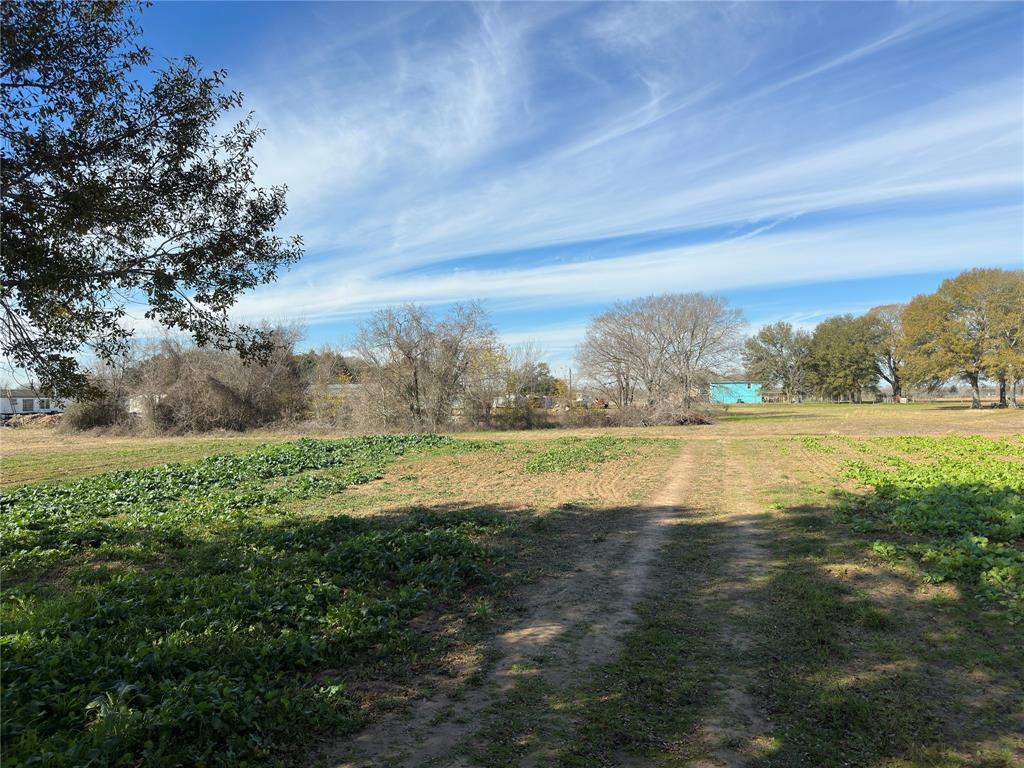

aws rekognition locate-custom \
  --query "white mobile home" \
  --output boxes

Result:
[0,389,69,417]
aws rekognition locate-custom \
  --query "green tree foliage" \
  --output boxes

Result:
[1,0,302,397]
[293,348,361,385]
[528,362,558,396]
[903,269,1024,407]
[741,321,812,401]
[982,271,1024,406]
[807,315,879,401]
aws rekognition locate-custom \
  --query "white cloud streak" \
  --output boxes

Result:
[234,205,1022,323]
[206,3,1023,344]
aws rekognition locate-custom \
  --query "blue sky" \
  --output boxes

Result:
[140,1,1023,373]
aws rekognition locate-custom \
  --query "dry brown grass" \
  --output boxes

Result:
[704,401,1024,437]
[2,401,1020,487]
[457,402,1023,442]
[345,441,676,517]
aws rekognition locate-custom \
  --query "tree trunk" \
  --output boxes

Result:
[998,377,1007,406]
[411,367,422,422]
[971,376,981,409]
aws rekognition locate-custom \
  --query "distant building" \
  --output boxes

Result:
[709,381,762,404]
[0,388,70,416]
[491,394,557,409]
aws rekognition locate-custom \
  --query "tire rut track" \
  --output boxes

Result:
[319,446,695,768]
[685,440,774,768]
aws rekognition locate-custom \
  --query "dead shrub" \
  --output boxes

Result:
[60,398,127,432]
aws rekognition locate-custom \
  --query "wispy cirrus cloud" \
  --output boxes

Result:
[139,1,1023,363]
[234,204,1021,323]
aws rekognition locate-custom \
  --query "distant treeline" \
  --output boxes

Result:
[58,267,1021,432]
[739,268,1022,406]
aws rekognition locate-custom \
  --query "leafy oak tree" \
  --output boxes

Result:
[1,0,302,397]
[741,321,812,402]
[807,315,879,401]
[981,271,1024,407]
[904,269,1023,407]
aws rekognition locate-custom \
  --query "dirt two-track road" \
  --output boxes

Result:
[314,405,1024,768]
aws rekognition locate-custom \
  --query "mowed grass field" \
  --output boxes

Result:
[1,402,1022,767]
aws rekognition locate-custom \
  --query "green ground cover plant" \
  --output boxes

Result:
[839,436,1024,620]
[0,435,509,767]
[797,436,837,453]
[524,436,649,474]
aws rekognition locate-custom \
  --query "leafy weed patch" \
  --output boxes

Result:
[0,436,509,767]
[838,436,1024,621]
[798,436,838,453]
[524,436,649,474]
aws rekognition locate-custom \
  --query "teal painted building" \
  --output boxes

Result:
[710,381,762,404]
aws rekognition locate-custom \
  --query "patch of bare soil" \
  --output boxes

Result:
[314,446,694,768]
[2,413,62,428]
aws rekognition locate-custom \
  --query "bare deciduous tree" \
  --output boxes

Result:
[656,294,745,408]
[578,293,744,411]
[354,303,496,430]
[865,304,907,399]
[578,307,642,408]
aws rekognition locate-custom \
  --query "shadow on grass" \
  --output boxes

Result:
[536,494,1022,768]
[404,505,767,766]
[750,502,1024,768]
[834,477,1024,619]
[10,485,1021,768]
[320,497,700,767]
[1,501,529,767]
[550,510,738,767]
[4,496,692,768]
